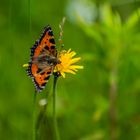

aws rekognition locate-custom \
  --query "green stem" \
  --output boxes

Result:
[9,0,13,48]
[109,67,117,140]
[33,92,37,140]
[28,0,32,39]
[53,74,60,140]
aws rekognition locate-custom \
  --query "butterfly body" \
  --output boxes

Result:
[27,25,60,92]
[32,53,60,68]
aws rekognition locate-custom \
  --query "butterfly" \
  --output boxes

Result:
[27,25,61,92]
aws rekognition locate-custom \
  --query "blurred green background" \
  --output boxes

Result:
[0,0,140,140]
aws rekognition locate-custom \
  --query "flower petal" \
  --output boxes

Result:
[69,65,84,70]
[64,69,76,74]
[60,72,66,78]
[69,51,76,57]
[23,63,29,67]
[69,57,81,64]
[67,49,71,53]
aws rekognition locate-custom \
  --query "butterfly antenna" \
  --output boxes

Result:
[58,17,66,51]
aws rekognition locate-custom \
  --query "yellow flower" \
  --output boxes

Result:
[55,49,83,78]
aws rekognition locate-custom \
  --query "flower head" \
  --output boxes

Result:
[54,49,83,78]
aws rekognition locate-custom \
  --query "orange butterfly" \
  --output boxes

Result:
[27,26,60,92]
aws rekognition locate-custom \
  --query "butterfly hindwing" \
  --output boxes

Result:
[27,62,53,92]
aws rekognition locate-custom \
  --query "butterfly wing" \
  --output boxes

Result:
[32,25,57,58]
[27,25,56,92]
